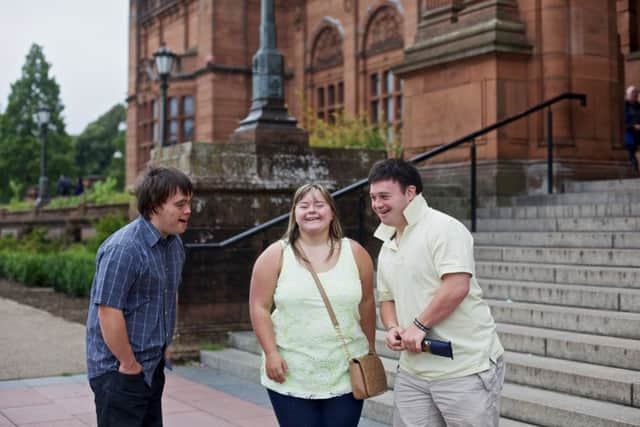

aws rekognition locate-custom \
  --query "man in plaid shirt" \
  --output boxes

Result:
[86,167,193,427]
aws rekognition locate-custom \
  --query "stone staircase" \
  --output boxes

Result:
[201,177,640,426]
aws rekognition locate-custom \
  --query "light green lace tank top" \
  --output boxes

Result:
[260,238,369,398]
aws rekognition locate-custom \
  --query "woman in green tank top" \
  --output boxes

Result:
[249,183,377,427]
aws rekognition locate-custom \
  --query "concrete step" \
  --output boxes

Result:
[511,190,640,206]
[488,300,640,339]
[504,351,640,407]
[477,202,640,219]
[496,323,640,371]
[227,331,640,407]
[200,348,532,426]
[479,278,640,312]
[473,231,640,249]
[428,196,469,219]
[364,387,537,427]
[372,316,640,371]
[370,327,640,372]
[476,261,640,288]
[563,177,640,193]
[501,382,640,427]
[201,347,262,381]
[476,246,640,268]
[477,216,640,232]
[206,341,640,426]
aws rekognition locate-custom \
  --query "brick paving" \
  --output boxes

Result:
[0,367,388,426]
[0,294,387,426]
[0,372,278,427]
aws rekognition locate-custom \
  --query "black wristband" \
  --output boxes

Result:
[413,318,430,333]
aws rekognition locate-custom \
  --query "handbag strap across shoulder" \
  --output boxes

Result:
[297,244,353,360]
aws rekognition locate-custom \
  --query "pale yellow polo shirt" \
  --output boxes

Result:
[375,194,503,381]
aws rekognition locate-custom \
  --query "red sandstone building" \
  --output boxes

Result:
[126,0,640,194]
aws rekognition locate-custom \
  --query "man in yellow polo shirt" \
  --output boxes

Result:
[368,159,504,427]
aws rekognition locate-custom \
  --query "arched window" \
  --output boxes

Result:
[310,23,344,124]
[363,6,404,139]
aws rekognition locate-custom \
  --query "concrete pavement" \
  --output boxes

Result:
[0,297,86,380]
[0,296,387,426]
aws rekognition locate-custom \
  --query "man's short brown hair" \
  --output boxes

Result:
[135,167,193,219]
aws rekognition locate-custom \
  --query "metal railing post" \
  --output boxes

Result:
[547,107,553,194]
[470,140,477,232]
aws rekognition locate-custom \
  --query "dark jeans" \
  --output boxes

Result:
[267,389,363,427]
[89,361,165,427]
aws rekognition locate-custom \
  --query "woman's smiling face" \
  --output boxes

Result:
[294,189,334,235]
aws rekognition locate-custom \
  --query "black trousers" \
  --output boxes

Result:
[89,360,165,427]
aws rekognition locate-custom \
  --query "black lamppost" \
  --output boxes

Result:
[33,103,51,208]
[153,44,176,147]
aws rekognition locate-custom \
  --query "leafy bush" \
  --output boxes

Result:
[43,248,95,296]
[86,213,129,253]
[46,177,131,209]
[5,199,33,212]
[0,248,95,296]
[0,229,72,255]
[0,212,129,297]
[1,176,131,211]
[0,251,48,287]
[0,235,19,251]
[0,198,129,296]
[300,99,402,158]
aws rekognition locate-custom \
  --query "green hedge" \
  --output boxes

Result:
[0,215,129,297]
[0,249,95,297]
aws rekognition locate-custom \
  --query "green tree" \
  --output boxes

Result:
[103,126,126,190]
[73,103,126,187]
[0,44,74,202]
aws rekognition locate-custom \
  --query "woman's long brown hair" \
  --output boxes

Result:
[283,184,344,263]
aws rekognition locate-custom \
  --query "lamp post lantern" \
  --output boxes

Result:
[33,103,51,208]
[153,44,176,147]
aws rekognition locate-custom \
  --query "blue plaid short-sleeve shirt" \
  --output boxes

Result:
[86,217,185,385]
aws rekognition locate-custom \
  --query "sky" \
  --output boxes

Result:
[0,1,129,135]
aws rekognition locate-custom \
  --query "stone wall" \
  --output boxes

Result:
[0,203,130,241]
[396,1,631,196]
[150,142,385,355]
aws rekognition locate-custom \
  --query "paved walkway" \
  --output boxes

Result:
[0,370,279,426]
[0,366,387,426]
[0,297,387,426]
[0,297,85,380]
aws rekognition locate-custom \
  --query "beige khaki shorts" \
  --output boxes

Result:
[393,357,505,427]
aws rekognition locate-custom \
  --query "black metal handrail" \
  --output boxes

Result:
[187,92,586,249]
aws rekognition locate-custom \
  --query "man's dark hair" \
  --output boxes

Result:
[368,158,423,194]
[135,167,193,219]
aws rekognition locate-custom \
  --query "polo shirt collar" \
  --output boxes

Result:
[374,193,429,242]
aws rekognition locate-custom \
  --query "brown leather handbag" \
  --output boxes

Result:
[303,254,388,400]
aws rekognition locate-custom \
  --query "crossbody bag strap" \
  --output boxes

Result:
[297,245,353,361]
